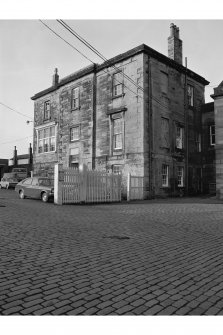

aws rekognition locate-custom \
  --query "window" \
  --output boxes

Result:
[70,126,80,142]
[22,178,32,185]
[177,166,184,187]
[162,164,169,187]
[195,133,201,152]
[38,125,56,153]
[69,148,79,167]
[176,125,184,149]
[161,117,170,148]
[44,101,50,120]
[112,165,123,175]
[113,72,123,97]
[160,72,168,94]
[210,125,215,146]
[112,117,123,150]
[72,87,80,109]
[187,85,194,107]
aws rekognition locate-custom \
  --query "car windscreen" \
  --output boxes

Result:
[38,179,53,187]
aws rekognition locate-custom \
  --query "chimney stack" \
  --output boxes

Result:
[52,68,59,87]
[28,143,33,164]
[13,146,17,166]
[168,23,182,65]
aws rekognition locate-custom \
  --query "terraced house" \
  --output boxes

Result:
[31,24,212,198]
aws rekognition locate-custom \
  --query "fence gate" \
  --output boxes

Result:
[127,173,144,201]
[54,164,122,205]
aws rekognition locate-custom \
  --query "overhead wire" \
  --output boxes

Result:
[39,20,172,111]
[0,102,33,120]
[0,135,33,145]
[57,20,170,110]
[39,20,142,99]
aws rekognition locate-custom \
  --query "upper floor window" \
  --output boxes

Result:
[177,166,184,187]
[72,87,80,109]
[38,125,55,154]
[160,71,168,94]
[70,126,80,142]
[162,164,169,187]
[112,117,123,150]
[210,125,215,146]
[161,117,170,148]
[195,133,201,152]
[187,85,194,107]
[176,125,184,149]
[44,101,50,120]
[113,72,123,97]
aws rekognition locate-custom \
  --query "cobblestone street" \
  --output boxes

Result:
[1,189,223,315]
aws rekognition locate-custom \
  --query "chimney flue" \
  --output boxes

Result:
[52,68,59,87]
[168,24,182,65]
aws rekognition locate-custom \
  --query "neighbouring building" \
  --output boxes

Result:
[31,23,212,198]
[0,159,8,179]
[8,144,33,177]
[201,102,215,194]
[211,81,223,199]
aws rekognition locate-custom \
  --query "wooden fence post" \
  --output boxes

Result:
[79,163,87,202]
[54,163,63,205]
[127,172,131,201]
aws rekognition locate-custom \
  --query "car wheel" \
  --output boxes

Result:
[41,192,48,203]
[19,190,25,199]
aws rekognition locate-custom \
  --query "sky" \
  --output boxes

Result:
[1,18,223,159]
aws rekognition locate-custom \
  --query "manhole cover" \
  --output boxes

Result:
[103,235,130,240]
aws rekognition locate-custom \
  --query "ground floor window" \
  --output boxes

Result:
[177,166,184,187]
[112,164,123,174]
[162,164,169,187]
[38,125,56,153]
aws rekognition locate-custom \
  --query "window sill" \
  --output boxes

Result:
[112,93,125,100]
[71,106,80,112]
[36,151,56,155]
[70,139,80,143]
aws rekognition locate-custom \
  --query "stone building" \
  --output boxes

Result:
[201,102,215,194]
[31,24,210,198]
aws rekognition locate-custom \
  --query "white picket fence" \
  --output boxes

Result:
[127,173,144,201]
[54,164,122,205]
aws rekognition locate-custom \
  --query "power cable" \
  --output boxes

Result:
[57,19,145,94]
[39,20,140,98]
[57,20,170,111]
[0,135,33,145]
[0,102,33,120]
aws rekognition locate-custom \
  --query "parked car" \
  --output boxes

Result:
[0,176,18,189]
[15,177,54,202]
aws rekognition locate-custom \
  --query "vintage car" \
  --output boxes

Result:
[15,177,54,202]
[0,176,18,189]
